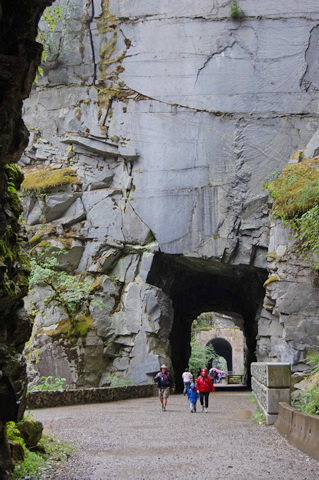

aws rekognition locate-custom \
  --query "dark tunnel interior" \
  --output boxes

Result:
[147,253,268,391]
[209,337,233,372]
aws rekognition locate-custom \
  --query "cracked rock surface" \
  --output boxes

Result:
[20,0,319,389]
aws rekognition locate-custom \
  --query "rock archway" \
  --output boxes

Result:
[147,253,267,390]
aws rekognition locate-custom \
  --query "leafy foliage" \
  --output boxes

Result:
[305,350,319,376]
[5,164,24,217]
[28,376,68,392]
[42,6,63,31]
[252,407,265,424]
[292,349,319,416]
[249,394,256,403]
[192,313,212,334]
[29,248,103,325]
[104,375,133,387]
[30,256,91,318]
[265,158,319,220]
[188,339,216,375]
[229,1,244,19]
[292,206,319,268]
[12,450,45,480]
[38,1,77,60]
[293,388,319,416]
[265,157,319,269]
[8,422,72,480]
[35,5,62,82]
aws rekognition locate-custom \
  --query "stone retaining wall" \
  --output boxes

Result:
[275,402,319,461]
[251,362,291,425]
[27,384,156,410]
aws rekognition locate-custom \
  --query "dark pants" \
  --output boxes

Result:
[199,391,210,408]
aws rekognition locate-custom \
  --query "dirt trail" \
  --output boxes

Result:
[31,392,318,480]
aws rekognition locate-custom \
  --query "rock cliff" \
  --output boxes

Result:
[21,0,319,391]
[0,0,52,476]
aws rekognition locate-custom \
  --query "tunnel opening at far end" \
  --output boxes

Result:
[147,253,268,391]
[210,337,233,373]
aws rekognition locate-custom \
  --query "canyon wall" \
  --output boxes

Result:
[0,0,51,476]
[21,0,319,390]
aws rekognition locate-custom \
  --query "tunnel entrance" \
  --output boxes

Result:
[147,253,268,391]
[209,337,233,372]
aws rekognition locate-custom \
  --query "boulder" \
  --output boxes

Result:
[9,440,24,462]
[87,248,122,273]
[26,199,45,225]
[45,192,80,222]
[122,203,153,245]
[16,418,43,448]
[304,130,319,158]
[60,197,86,227]
[111,254,140,283]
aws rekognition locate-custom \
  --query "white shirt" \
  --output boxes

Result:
[182,371,193,382]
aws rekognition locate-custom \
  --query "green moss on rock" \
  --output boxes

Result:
[29,226,56,245]
[38,314,93,342]
[267,157,319,219]
[16,417,43,448]
[71,313,93,337]
[4,164,24,218]
[5,164,24,186]
[266,156,319,270]
[21,166,81,193]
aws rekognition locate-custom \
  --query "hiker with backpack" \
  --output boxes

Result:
[154,364,175,411]
[196,368,215,413]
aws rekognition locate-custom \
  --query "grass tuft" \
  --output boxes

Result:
[21,166,81,193]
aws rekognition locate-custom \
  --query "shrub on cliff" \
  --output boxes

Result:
[229,1,244,19]
[29,248,103,339]
[28,376,68,392]
[265,156,319,269]
[292,351,319,416]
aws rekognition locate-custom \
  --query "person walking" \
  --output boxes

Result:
[187,382,199,413]
[209,367,217,383]
[196,368,215,413]
[154,364,175,411]
[182,368,193,396]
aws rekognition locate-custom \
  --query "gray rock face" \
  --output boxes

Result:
[21,0,319,389]
[258,217,319,371]
[0,0,52,474]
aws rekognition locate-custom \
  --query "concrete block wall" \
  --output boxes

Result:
[251,362,291,425]
[275,402,319,461]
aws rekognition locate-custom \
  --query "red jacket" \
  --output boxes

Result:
[196,375,215,393]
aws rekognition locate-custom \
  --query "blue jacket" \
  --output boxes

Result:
[187,387,199,403]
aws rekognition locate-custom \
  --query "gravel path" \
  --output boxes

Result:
[31,392,318,480]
